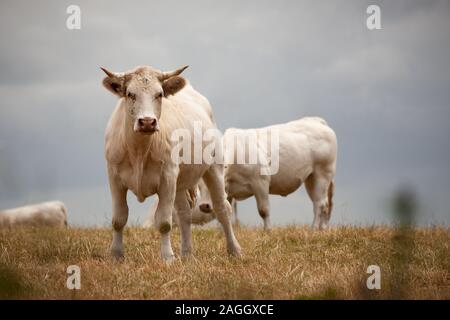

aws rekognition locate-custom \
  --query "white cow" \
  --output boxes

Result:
[198,117,337,230]
[101,65,240,261]
[0,201,68,228]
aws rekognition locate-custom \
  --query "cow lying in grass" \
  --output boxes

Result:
[0,201,67,228]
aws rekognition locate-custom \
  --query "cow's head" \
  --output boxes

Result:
[197,179,213,213]
[101,65,188,134]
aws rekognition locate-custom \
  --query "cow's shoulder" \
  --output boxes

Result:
[104,102,127,165]
[105,136,126,165]
[168,83,214,122]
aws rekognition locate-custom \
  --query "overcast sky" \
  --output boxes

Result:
[0,0,449,227]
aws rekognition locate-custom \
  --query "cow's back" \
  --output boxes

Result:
[165,84,218,190]
[164,83,216,131]
[224,117,337,198]
[271,117,337,168]
[267,117,336,195]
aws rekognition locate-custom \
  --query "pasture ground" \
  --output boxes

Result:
[0,225,448,299]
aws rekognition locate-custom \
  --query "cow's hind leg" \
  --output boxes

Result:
[305,171,333,230]
[203,165,241,256]
[253,179,271,231]
[175,190,193,257]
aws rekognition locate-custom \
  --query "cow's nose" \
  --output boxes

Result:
[137,117,158,132]
[199,203,213,213]
[138,117,157,126]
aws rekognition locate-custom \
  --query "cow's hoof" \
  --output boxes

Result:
[180,255,193,263]
[111,248,124,261]
[181,250,192,258]
[314,223,329,231]
[228,244,242,258]
[162,253,176,264]
[263,226,272,233]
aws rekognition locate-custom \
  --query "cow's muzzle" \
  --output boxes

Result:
[136,117,159,134]
[199,203,213,213]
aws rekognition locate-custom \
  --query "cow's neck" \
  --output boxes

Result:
[122,118,165,201]
[124,123,152,159]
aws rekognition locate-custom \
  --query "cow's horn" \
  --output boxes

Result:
[159,65,189,81]
[100,67,120,78]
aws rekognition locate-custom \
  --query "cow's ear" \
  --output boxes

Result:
[162,76,186,97]
[101,67,125,97]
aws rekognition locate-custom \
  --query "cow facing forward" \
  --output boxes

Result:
[0,201,67,228]
[101,65,240,261]
[198,117,337,230]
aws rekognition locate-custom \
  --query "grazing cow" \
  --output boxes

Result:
[143,181,216,228]
[101,65,240,261]
[0,201,68,228]
[142,179,240,229]
[199,117,337,230]
[194,179,239,226]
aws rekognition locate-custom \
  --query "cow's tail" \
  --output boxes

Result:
[327,180,334,220]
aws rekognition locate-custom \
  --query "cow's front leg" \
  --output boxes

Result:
[108,172,128,260]
[175,190,193,257]
[155,170,178,262]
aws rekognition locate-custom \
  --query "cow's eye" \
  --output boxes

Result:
[127,92,136,100]
[155,92,163,99]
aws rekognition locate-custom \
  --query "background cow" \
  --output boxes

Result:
[193,179,239,226]
[0,201,68,228]
[199,117,337,231]
[102,65,240,262]
[142,179,241,229]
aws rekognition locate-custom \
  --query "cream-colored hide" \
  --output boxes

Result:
[102,65,240,261]
[222,117,337,230]
[0,201,68,228]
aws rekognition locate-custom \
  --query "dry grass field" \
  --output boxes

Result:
[0,225,448,299]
